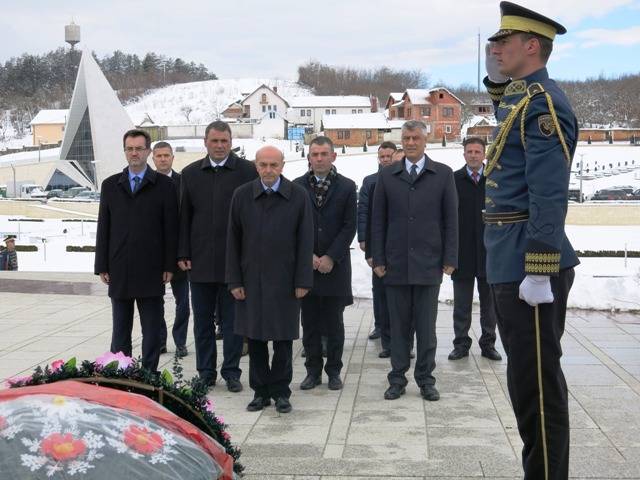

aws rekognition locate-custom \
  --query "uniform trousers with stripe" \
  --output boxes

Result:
[491,267,574,480]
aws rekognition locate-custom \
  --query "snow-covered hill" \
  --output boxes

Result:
[124,78,313,126]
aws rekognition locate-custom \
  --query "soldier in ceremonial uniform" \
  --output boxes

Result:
[483,3,579,479]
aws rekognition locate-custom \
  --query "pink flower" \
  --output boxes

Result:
[41,432,86,461]
[5,375,32,387]
[204,400,215,413]
[215,415,225,424]
[95,351,133,370]
[50,359,64,371]
[221,431,231,441]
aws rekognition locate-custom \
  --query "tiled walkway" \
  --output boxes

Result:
[0,273,639,479]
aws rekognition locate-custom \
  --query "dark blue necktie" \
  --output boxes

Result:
[132,176,141,193]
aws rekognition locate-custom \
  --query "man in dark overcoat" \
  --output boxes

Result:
[95,129,178,372]
[361,141,397,356]
[449,137,501,362]
[226,145,314,413]
[178,121,258,391]
[371,120,458,402]
[152,141,191,359]
[294,136,357,391]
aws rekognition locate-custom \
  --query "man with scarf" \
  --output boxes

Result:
[294,136,357,391]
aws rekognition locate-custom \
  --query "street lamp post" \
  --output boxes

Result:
[578,153,585,203]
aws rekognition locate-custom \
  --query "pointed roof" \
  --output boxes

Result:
[240,84,290,107]
[60,51,134,189]
[30,109,69,125]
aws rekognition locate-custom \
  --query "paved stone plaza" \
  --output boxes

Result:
[0,272,639,479]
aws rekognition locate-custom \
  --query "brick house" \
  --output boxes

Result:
[322,112,390,147]
[385,88,464,142]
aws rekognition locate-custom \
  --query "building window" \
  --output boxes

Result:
[337,131,344,139]
[261,93,267,103]
[366,130,372,139]
[478,106,490,113]
[426,124,432,133]
[273,105,277,111]
[439,93,444,99]
[443,107,454,117]
[445,124,452,134]
[352,109,357,114]
[301,109,306,116]
[344,130,350,139]
[358,109,363,113]
[307,109,311,116]
[269,112,276,119]
[325,109,331,115]
[332,109,337,114]
[421,107,431,116]
[268,105,272,111]
[262,105,266,112]
[406,108,412,117]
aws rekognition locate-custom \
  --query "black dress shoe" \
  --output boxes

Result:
[448,348,469,360]
[384,384,406,400]
[300,374,321,390]
[246,396,271,412]
[275,397,292,413]
[160,345,168,354]
[420,385,440,401]
[378,349,390,358]
[328,376,343,390]
[176,346,188,358]
[368,328,381,340]
[200,376,216,389]
[481,347,502,361]
[226,378,243,393]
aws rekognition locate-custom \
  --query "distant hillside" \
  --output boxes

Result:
[125,78,313,126]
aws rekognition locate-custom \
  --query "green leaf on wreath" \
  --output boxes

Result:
[161,369,173,385]
[104,360,119,370]
[64,357,77,371]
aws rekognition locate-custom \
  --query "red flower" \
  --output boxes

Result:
[123,425,164,455]
[41,433,86,461]
[0,415,6,431]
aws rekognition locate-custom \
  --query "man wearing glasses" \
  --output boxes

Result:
[95,129,179,372]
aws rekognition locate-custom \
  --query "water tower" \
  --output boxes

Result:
[65,21,80,50]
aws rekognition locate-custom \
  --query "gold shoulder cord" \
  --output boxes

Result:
[485,84,572,176]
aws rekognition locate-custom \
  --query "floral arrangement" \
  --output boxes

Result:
[5,352,243,475]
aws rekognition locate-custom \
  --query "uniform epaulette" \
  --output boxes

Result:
[484,76,511,102]
[527,82,545,98]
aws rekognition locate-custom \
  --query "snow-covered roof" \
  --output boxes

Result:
[289,96,371,108]
[30,109,69,125]
[389,92,404,100]
[404,87,465,106]
[322,112,389,130]
[241,84,290,107]
[464,115,497,129]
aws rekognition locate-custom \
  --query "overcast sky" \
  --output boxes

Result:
[2,0,639,87]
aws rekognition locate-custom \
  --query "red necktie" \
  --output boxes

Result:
[472,171,479,184]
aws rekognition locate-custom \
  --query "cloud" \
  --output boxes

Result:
[576,26,640,47]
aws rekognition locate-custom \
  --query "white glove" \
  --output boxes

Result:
[519,275,554,307]
[485,43,509,84]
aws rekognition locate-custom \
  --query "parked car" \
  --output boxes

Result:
[568,188,584,203]
[60,186,90,198]
[74,191,100,201]
[46,189,64,199]
[591,188,633,200]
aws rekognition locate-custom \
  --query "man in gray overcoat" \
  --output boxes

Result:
[226,145,314,413]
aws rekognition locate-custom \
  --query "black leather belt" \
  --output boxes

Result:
[482,210,529,225]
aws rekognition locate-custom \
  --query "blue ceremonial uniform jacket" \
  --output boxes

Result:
[483,67,580,284]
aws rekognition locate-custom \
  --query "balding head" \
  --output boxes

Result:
[255,145,285,187]
[256,145,285,163]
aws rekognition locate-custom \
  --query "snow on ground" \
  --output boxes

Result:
[125,78,312,126]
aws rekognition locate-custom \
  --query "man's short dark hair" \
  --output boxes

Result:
[378,141,397,151]
[122,129,151,149]
[152,141,173,153]
[309,135,334,152]
[519,32,553,63]
[463,137,487,149]
[205,120,232,139]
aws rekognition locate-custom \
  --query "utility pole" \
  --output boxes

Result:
[477,30,481,93]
